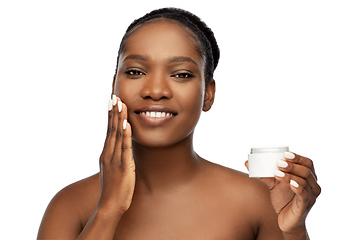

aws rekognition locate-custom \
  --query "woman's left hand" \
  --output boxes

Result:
[246,152,321,235]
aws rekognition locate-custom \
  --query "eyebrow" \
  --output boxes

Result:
[168,56,198,67]
[123,54,149,62]
[122,54,198,67]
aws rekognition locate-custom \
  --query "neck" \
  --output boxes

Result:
[132,132,201,193]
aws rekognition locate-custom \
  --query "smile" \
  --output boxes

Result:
[134,106,178,126]
[139,111,174,118]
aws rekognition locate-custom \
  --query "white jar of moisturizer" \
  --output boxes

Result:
[248,146,289,178]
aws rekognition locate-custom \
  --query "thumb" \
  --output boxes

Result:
[244,160,249,171]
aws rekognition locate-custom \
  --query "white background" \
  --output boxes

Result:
[1,0,359,239]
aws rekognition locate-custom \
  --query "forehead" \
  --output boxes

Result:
[121,20,203,66]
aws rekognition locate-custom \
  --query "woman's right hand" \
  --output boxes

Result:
[97,95,135,216]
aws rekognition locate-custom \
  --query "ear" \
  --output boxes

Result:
[203,79,216,112]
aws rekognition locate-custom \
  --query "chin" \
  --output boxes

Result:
[131,128,194,149]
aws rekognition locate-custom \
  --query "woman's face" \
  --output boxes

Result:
[114,19,213,147]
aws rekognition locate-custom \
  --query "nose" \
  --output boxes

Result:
[140,73,173,101]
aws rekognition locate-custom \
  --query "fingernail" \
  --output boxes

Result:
[277,159,288,168]
[112,94,117,106]
[274,169,285,178]
[123,119,127,130]
[284,152,295,159]
[290,180,299,188]
[108,99,113,111]
[118,100,122,113]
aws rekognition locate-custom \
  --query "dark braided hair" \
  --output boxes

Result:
[115,8,220,86]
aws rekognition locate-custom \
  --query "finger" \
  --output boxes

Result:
[284,152,317,180]
[112,98,127,162]
[244,160,249,171]
[289,179,310,215]
[274,171,311,216]
[279,154,321,198]
[279,161,320,195]
[122,121,135,171]
[274,170,308,190]
[104,95,120,161]
[99,99,114,164]
[275,167,320,211]
[290,173,320,209]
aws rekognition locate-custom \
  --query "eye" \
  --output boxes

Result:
[125,69,145,76]
[172,72,194,78]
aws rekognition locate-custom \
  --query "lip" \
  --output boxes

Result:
[134,105,177,126]
[134,105,178,115]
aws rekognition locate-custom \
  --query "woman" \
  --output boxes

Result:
[37,8,321,240]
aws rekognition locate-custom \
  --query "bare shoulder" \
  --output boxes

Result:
[199,161,283,239]
[199,160,275,222]
[50,173,99,209]
[37,173,100,239]
[200,159,270,197]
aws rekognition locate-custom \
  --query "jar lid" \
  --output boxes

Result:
[250,146,289,154]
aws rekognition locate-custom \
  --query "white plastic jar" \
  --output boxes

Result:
[248,146,289,178]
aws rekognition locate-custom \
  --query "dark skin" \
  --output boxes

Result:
[37,20,321,240]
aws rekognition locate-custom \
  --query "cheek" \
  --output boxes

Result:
[176,82,205,120]
[114,79,138,105]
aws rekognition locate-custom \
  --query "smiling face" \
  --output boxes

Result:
[114,19,214,147]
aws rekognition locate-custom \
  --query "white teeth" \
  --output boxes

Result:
[139,111,173,118]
